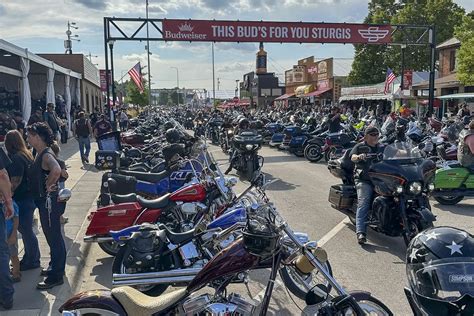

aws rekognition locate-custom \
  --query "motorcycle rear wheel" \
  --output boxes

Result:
[433,195,464,205]
[304,144,323,162]
[98,241,120,256]
[112,246,169,296]
[279,260,333,300]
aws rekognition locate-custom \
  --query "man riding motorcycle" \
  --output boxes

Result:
[350,126,383,245]
[458,120,474,172]
[328,107,342,133]
[225,118,251,175]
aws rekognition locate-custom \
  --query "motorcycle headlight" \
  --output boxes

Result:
[409,182,422,195]
[428,183,435,191]
[245,144,254,151]
[395,185,404,194]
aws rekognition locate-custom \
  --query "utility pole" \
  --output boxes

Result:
[212,43,216,107]
[65,21,79,54]
[146,0,152,106]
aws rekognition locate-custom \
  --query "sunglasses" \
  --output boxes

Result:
[368,133,380,137]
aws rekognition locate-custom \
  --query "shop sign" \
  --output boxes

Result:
[162,19,391,44]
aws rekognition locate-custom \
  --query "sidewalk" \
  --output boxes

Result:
[3,139,103,316]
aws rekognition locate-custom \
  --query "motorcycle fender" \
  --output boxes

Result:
[59,289,126,315]
[308,138,324,146]
[414,207,436,223]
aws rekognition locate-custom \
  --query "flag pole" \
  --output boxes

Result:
[212,42,216,107]
[146,0,152,106]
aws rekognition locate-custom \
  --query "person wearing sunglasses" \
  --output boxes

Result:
[350,126,383,245]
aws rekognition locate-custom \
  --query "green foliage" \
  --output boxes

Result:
[454,15,474,85]
[349,0,466,85]
[125,78,149,107]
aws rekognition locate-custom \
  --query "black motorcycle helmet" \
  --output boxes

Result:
[239,118,250,130]
[165,128,181,144]
[242,215,279,258]
[163,121,174,130]
[406,226,474,315]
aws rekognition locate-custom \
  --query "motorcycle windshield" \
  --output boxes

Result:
[383,142,423,161]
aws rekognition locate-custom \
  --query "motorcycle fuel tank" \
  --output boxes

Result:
[207,207,246,230]
[170,183,207,202]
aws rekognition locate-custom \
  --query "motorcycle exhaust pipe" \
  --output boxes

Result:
[112,267,201,286]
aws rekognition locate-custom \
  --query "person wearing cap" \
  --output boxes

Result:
[349,126,383,245]
[28,108,44,126]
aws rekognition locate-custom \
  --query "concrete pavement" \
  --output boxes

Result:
[2,139,102,316]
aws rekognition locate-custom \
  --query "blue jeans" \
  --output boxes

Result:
[35,194,66,281]
[16,198,40,268]
[0,207,14,303]
[78,136,91,159]
[355,181,374,234]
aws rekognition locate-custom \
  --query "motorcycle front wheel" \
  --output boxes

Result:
[433,195,464,205]
[279,260,333,300]
[112,246,169,296]
[342,292,393,316]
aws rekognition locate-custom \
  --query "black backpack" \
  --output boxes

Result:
[75,119,90,137]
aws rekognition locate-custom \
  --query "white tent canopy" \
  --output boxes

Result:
[0,39,81,124]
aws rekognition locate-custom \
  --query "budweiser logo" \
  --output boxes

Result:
[178,22,194,32]
[358,27,390,43]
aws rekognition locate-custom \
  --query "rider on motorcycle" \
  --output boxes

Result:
[328,107,342,133]
[350,126,383,245]
[224,118,251,175]
[458,119,474,172]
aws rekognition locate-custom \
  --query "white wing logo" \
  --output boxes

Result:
[358,27,390,43]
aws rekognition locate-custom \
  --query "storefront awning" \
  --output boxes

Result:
[274,93,295,101]
[303,88,332,97]
[436,92,474,100]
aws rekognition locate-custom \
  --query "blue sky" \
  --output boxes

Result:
[1,0,472,91]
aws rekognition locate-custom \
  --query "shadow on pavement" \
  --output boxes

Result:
[432,202,473,216]
[345,224,406,262]
[264,173,299,191]
[91,257,114,289]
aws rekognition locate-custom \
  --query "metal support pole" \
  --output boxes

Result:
[428,26,436,117]
[212,43,216,107]
[400,45,405,97]
[104,18,110,115]
[146,0,152,106]
[109,42,116,125]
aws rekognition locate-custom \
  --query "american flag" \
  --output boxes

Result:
[384,68,396,94]
[128,62,144,93]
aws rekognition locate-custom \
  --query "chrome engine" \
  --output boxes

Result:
[173,202,207,231]
[182,293,257,315]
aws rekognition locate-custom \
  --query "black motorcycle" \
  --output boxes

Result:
[327,142,436,245]
[228,130,264,180]
[220,126,234,154]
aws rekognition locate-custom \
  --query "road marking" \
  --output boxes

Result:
[318,217,350,247]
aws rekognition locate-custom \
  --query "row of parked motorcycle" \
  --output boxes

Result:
[58,111,397,315]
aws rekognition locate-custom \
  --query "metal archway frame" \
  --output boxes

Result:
[103,17,436,119]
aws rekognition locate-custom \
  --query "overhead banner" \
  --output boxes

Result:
[162,19,391,44]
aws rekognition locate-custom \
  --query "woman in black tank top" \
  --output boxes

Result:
[26,123,65,290]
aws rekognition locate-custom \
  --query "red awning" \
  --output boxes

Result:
[419,99,442,107]
[303,88,332,97]
[274,93,295,101]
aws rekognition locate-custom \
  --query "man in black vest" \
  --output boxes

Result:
[73,111,93,163]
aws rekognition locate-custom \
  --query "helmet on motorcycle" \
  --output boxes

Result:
[57,188,72,202]
[165,128,181,144]
[242,216,279,258]
[163,121,174,130]
[126,148,142,158]
[239,118,250,130]
[405,226,474,315]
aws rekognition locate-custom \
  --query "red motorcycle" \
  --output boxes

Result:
[84,172,234,256]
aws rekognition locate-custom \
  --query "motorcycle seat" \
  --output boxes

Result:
[137,193,171,209]
[159,224,196,244]
[120,169,170,183]
[111,193,137,204]
[112,286,186,315]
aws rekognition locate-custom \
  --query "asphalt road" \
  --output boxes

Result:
[77,143,473,315]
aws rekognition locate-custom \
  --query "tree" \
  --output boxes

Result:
[348,0,400,85]
[454,14,474,85]
[125,79,149,107]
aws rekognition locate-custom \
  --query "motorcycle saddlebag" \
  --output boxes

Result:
[95,150,121,170]
[328,184,356,210]
[101,173,137,194]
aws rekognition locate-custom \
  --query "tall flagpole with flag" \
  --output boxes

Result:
[128,62,145,93]
[384,68,396,95]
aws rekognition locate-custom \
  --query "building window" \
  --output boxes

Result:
[449,50,456,72]
[260,88,271,97]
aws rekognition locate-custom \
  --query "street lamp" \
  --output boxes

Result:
[65,21,80,54]
[170,66,180,105]
[235,79,239,98]
[108,40,116,123]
